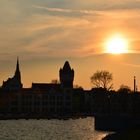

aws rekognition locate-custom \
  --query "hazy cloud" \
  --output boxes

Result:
[32,5,101,16]
[0,0,140,90]
[122,63,140,68]
[0,0,140,61]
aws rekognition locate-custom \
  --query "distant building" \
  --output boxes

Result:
[0,59,85,117]
[59,61,74,88]
[0,58,140,119]
[2,58,23,91]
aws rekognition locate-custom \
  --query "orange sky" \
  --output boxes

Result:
[0,0,140,90]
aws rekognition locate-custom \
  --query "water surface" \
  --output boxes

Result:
[0,117,108,140]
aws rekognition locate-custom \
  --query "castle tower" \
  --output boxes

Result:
[2,58,23,91]
[59,61,74,88]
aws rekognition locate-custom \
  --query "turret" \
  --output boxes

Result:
[59,61,74,88]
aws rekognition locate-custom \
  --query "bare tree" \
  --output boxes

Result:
[90,70,113,90]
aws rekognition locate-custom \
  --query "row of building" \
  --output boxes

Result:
[0,59,140,118]
[0,59,84,117]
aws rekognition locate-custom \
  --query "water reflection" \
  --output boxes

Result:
[0,117,108,140]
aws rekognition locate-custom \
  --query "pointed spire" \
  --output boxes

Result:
[15,57,21,79]
[16,57,20,72]
[2,57,23,90]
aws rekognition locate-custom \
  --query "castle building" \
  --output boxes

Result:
[2,58,23,91]
[59,61,74,88]
[0,59,84,117]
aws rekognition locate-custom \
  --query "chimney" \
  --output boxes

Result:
[134,76,136,93]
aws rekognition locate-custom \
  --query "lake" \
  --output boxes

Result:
[0,117,108,140]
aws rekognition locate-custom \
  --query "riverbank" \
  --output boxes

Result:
[0,113,90,120]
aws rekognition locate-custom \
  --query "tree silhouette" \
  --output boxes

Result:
[90,70,113,90]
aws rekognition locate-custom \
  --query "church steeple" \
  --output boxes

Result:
[2,57,23,91]
[15,57,21,80]
[16,57,19,72]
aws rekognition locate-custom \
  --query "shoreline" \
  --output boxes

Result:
[0,113,90,120]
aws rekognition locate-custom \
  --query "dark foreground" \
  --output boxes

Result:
[95,115,140,131]
[103,128,140,140]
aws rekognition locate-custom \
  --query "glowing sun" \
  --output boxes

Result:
[105,34,128,54]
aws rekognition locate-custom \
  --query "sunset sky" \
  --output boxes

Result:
[0,0,140,90]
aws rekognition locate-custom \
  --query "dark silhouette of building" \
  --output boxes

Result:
[1,57,140,130]
[59,61,74,88]
[2,58,23,91]
[0,59,85,117]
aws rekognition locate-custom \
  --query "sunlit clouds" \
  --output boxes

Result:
[0,0,140,60]
[0,0,140,89]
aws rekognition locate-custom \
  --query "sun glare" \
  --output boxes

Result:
[105,34,128,54]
